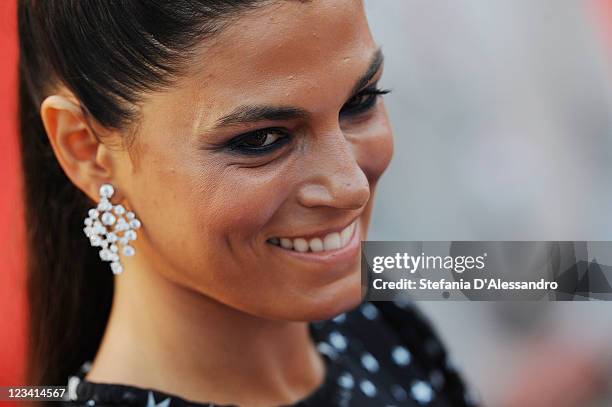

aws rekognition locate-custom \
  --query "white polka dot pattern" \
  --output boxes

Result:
[360,352,380,373]
[391,345,412,366]
[360,303,379,320]
[359,379,377,398]
[332,313,346,324]
[411,380,434,405]
[337,372,354,390]
[329,331,348,351]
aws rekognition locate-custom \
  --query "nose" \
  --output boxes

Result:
[296,130,370,210]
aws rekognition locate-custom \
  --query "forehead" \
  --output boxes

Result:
[155,0,377,127]
[138,0,378,143]
[201,0,374,77]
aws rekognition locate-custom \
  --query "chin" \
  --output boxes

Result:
[292,271,364,322]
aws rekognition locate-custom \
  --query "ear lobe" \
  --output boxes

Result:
[40,94,112,201]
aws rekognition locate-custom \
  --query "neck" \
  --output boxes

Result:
[87,262,326,407]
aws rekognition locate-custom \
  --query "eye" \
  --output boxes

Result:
[341,87,391,117]
[228,128,290,155]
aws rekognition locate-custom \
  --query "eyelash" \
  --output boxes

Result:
[341,86,391,116]
[227,127,292,155]
[228,86,391,155]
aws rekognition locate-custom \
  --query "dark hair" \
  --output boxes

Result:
[17,0,274,389]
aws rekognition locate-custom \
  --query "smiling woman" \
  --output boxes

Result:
[18,1,476,406]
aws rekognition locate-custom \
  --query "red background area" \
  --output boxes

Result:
[0,0,26,395]
[0,0,611,402]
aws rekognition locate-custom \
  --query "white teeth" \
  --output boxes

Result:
[270,220,357,253]
[323,232,341,251]
[293,238,309,253]
[280,238,293,249]
[309,237,324,252]
[341,223,353,246]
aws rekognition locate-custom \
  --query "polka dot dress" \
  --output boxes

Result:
[64,301,479,406]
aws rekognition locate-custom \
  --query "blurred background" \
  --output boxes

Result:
[1,1,612,406]
[365,0,612,405]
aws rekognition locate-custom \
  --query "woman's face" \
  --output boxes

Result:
[111,0,393,321]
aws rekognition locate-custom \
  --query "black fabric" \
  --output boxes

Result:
[63,301,479,407]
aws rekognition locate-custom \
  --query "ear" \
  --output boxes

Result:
[40,94,116,202]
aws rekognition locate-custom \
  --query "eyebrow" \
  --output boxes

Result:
[210,47,385,130]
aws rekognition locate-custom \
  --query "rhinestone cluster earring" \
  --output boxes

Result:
[83,183,141,275]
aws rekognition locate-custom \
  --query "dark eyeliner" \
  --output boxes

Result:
[222,86,389,156]
[226,127,291,155]
[341,86,391,117]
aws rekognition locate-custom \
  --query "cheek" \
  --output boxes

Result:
[128,147,280,267]
[200,172,286,242]
[352,110,394,185]
[130,153,295,306]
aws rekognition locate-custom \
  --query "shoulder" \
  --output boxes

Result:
[312,300,479,406]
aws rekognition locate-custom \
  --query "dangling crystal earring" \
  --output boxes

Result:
[82,183,141,275]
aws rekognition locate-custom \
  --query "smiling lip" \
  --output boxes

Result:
[267,217,358,252]
[266,217,361,265]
